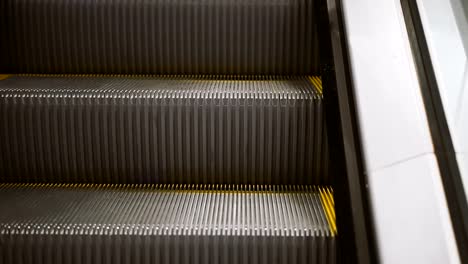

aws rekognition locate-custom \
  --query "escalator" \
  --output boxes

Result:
[2,0,448,263]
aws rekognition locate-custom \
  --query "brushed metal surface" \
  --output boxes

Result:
[0,75,328,184]
[0,0,319,75]
[0,184,336,264]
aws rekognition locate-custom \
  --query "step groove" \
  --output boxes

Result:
[0,184,336,264]
[0,75,329,184]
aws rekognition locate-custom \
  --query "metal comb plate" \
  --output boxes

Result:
[0,184,336,264]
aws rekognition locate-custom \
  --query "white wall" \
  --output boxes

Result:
[341,0,461,262]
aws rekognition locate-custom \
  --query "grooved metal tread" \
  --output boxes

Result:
[0,0,319,75]
[0,75,328,185]
[0,184,336,264]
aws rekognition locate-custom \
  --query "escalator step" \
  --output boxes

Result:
[0,0,319,75]
[0,183,336,264]
[0,75,328,184]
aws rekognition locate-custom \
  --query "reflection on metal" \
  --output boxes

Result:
[0,183,336,264]
[0,75,329,185]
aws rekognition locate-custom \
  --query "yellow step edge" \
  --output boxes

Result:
[0,74,11,81]
[313,76,322,91]
[326,187,334,207]
[319,186,337,236]
[312,76,323,93]
[324,189,335,220]
[307,76,323,95]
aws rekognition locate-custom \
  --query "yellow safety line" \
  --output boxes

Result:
[313,76,323,94]
[316,77,322,92]
[309,76,318,90]
[319,186,337,236]
[307,76,318,88]
[0,74,10,80]
[307,76,323,95]
[326,187,334,207]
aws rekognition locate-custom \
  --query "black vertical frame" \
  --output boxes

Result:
[400,0,468,261]
[314,0,378,263]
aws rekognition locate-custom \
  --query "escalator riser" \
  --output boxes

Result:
[1,235,335,264]
[0,0,318,75]
[0,75,328,184]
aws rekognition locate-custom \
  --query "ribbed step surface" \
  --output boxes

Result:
[0,184,336,264]
[0,0,318,75]
[0,75,328,184]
